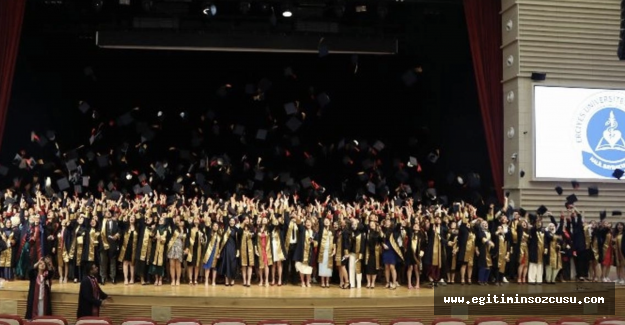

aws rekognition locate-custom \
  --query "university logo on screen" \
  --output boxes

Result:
[575,91,625,177]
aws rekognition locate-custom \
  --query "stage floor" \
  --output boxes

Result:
[1,280,624,325]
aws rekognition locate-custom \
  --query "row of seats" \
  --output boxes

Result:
[1,315,624,325]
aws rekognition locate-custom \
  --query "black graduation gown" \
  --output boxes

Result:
[25,267,54,319]
[77,275,108,318]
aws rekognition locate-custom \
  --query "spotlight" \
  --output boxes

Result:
[201,1,217,16]
[92,0,103,12]
[282,3,293,17]
[239,1,251,14]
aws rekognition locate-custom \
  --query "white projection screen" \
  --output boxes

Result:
[534,86,625,180]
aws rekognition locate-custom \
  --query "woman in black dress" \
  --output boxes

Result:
[405,219,425,289]
[364,220,381,288]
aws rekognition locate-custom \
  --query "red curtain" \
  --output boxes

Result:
[0,0,27,152]
[464,0,504,203]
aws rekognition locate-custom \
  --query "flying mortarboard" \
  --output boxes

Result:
[316,92,330,108]
[82,176,90,187]
[0,165,8,176]
[520,170,525,178]
[566,194,578,204]
[588,186,599,196]
[57,178,70,191]
[613,210,622,216]
[537,205,548,215]
[372,141,385,152]
[571,180,580,189]
[555,186,563,195]
[286,117,302,132]
[600,210,607,220]
[78,101,90,114]
[613,169,624,180]
[284,102,297,115]
[256,129,268,141]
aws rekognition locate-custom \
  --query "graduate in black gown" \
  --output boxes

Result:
[77,263,111,318]
[25,258,55,319]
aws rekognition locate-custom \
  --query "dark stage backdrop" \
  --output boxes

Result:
[3,2,494,203]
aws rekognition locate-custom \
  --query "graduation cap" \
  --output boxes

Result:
[141,185,152,195]
[256,129,268,141]
[286,117,302,132]
[408,156,418,167]
[571,180,580,189]
[467,173,481,189]
[613,169,624,180]
[57,178,70,191]
[254,171,264,181]
[172,182,183,194]
[78,101,90,114]
[366,181,376,194]
[0,165,8,177]
[46,130,56,141]
[233,125,245,136]
[316,92,330,108]
[555,186,563,195]
[97,155,109,168]
[117,113,134,126]
[12,154,22,166]
[141,129,156,143]
[66,160,78,172]
[537,205,548,215]
[108,191,122,201]
[74,185,83,194]
[566,194,578,205]
[372,141,385,152]
[520,170,525,178]
[600,210,607,220]
[588,186,599,196]
[613,210,622,216]
[301,177,312,189]
[82,176,90,187]
[284,102,297,115]
[132,184,141,195]
[519,208,527,216]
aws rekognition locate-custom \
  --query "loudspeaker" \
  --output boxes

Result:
[531,72,546,81]
[618,0,625,60]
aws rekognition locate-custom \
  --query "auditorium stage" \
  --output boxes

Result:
[1,281,624,325]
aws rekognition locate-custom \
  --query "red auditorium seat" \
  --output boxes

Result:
[121,318,157,325]
[473,318,508,325]
[211,320,246,325]
[302,320,335,325]
[0,315,24,325]
[594,318,625,325]
[390,319,424,325]
[346,319,380,325]
[515,318,548,325]
[32,316,68,325]
[432,318,466,325]
[75,317,112,325]
[166,319,202,325]
[258,320,291,325]
[556,318,589,325]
